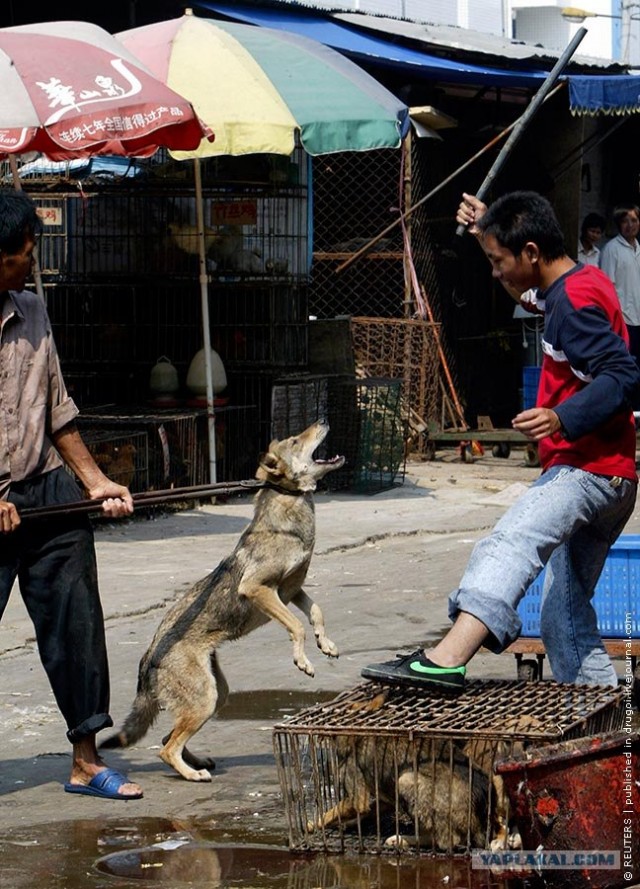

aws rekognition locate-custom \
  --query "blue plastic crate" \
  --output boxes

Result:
[522,365,541,410]
[517,534,640,638]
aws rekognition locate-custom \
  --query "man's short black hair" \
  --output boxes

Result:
[580,213,605,237]
[0,189,43,255]
[476,190,567,262]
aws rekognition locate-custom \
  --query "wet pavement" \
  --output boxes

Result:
[0,447,638,887]
[2,815,546,889]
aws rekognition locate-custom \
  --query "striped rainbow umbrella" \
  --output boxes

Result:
[116,12,409,157]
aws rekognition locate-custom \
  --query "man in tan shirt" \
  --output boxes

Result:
[0,189,143,801]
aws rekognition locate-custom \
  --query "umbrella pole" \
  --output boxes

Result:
[194,156,217,485]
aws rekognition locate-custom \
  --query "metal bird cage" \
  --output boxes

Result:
[81,429,149,493]
[273,679,626,856]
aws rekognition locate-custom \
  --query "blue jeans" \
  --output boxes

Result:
[448,465,637,686]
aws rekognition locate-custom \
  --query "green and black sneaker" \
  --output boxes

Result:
[361,650,466,692]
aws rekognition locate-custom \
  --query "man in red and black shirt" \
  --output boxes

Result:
[363,190,639,691]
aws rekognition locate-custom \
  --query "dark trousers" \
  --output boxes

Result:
[0,468,112,743]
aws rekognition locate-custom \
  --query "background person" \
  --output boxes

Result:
[577,211,605,266]
[599,203,640,366]
[362,190,640,692]
[0,189,142,801]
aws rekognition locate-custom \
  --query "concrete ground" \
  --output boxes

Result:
[0,445,637,870]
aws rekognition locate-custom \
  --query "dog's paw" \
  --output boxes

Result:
[162,753,213,782]
[186,768,213,782]
[317,635,339,658]
[295,655,315,677]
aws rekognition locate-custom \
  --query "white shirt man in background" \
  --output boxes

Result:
[599,204,640,367]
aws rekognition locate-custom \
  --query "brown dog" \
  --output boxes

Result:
[101,421,344,781]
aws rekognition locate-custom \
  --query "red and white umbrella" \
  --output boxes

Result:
[0,20,212,160]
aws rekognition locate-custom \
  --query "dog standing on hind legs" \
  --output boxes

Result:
[101,421,345,781]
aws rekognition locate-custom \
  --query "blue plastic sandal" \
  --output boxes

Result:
[64,768,143,800]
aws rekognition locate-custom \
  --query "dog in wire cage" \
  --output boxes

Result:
[308,690,527,853]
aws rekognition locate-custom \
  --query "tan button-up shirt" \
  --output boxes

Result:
[0,290,78,500]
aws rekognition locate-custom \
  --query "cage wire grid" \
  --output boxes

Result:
[273,679,626,855]
[80,428,149,493]
[310,144,464,452]
[350,317,442,452]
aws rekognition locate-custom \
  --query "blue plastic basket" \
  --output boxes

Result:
[517,534,640,638]
[522,365,541,410]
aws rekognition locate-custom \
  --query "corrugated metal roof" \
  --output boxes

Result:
[196,2,551,86]
[333,11,620,71]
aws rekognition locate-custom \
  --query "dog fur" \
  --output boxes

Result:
[101,421,344,781]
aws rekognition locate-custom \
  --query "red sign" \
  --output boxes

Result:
[211,201,257,226]
[36,206,63,226]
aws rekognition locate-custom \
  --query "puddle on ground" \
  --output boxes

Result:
[216,689,338,721]
[0,817,546,889]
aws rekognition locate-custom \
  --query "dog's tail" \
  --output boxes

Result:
[99,665,160,750]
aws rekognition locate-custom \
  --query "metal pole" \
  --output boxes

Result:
[194,157,217,485]
[455,26,588,236]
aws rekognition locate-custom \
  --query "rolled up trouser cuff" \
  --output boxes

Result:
[448,588,523,653]
[67,713,113,744]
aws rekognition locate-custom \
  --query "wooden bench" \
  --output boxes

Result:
[502,637,640,683]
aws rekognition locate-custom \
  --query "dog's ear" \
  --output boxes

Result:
[256,450,283,481]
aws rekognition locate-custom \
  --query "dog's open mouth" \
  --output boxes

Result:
[314,455,344,465]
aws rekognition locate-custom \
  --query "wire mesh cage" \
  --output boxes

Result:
[7,149,310,287]
[271,375,330,442]
[193,404,261,484]
[329,377,406,494]
[273,679,626,856]
[310,149,405,319]
[309,140,466,440]
[350,317,442,455]
[77,408,201,490]
[81,429,149,493]
[79,404,261,489]
[3,143,463,450]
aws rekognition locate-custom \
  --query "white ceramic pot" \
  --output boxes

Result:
[186,348,227,396]
[149,356,179,397]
